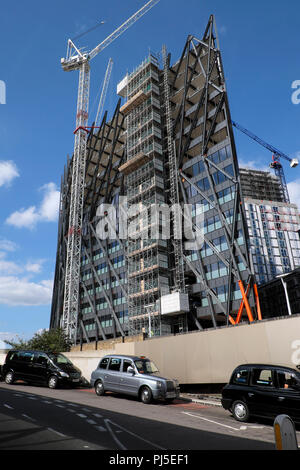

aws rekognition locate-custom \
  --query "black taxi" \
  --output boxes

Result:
[222,363,300,423]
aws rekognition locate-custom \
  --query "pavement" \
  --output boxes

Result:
[180,393,222,407]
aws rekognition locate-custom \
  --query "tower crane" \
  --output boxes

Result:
[61,0,160,343]
[232,121,298,204]
[94,57,113,129]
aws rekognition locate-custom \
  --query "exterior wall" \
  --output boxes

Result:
[64,315,300,385]
[244,198,300,284]
[239,168,284,202]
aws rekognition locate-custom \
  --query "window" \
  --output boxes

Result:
[123,360,134,373]
[108,358,121,372]
[35,354,48,366]
[19,352,34,363]
[252,368,274,387]
[277,371,300,390]
[98,357,109,369]
[232,368,249,385]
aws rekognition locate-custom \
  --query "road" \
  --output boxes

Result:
[0,381,289,451]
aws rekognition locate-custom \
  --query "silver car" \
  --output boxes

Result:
[90,354,180,404]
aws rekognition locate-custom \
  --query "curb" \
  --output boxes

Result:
[179,394,222,407]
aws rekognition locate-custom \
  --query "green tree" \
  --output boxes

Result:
[5,328,72,353]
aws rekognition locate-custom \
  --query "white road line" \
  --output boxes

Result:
[182,411,240,431]
[93,413,103,418]
[42,400,52,404]
[86,419,97,425]
[104,420,127,450]
[77,414,87,419]
[47,427,67,438]
[22,414,36,421]
[95,425,107,432]
[4,404,13,409]
[104,419,166,450]
[55,404,65,408]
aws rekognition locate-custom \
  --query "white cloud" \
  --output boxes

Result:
[6,206,39,229]
[0,252,23,275]
[238,158,270,172]
[0,250,45,277]
[0,160,19,187]
[25,260,45,274]
[0,276,53,306]
[0,239,18,252]
[287,179,300,210]
[6,182,60,229]
[39,183,60,222]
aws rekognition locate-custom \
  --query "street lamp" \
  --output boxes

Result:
[276,273,292,316]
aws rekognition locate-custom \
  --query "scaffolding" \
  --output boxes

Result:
[119,53,171,336]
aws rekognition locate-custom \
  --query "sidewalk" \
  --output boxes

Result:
[179,393,222,407]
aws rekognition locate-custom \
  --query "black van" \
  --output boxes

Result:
[2,350,82,389]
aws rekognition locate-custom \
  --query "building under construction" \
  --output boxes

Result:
[239,167,300,285]
[50,16,263,345]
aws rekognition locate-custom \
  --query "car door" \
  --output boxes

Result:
[105,357,122,392]
[31,353,49,384]
[118,359,139,396]
[274,369,300,423]
[249,367,279,418]
[19,351,36,382]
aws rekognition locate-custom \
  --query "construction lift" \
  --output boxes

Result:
[60,0,160,343]
[232,121,298,203]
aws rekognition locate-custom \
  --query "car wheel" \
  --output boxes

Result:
[232,400,250,422]
[140,386,152,404]
[5,371,14,385]
[95,380,105,396]
[48,375,58,389]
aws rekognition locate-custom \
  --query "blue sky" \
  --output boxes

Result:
[0,0,300,344]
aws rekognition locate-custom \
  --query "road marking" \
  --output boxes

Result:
[104,420,127,450]
[87,419,97,425]
[93,413,103,418]
[47,427,67,438]
[4,404,13,409]
[95,425,107,432]
[42,400,52,404]
[77,414,87,419]
[182,411,240,431]
[55,404,65,408]
[104,419,166,450]
[22,414,36,421]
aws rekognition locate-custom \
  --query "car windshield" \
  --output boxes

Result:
[48,353,73,366]
[134,359,159,375]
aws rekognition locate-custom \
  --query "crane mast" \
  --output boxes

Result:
[61,0,160,343]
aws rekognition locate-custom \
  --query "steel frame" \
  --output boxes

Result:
[168,15,260,326]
